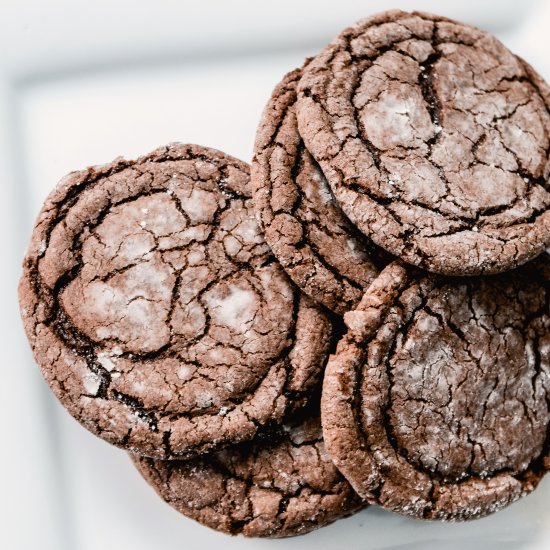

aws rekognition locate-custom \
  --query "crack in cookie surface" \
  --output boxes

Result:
[297,10,550,275]
[19,144,332,459]
[132,403,365,538]
[322,256,550,520]
[252,68,388,314]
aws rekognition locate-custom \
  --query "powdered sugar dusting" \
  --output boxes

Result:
[178,365,194,381]
[178,188,219,224]
[312,168,334,204]
[83,372,101,395]
[97,353,116,372]
[196,390,215,409]
[205,283,257,331]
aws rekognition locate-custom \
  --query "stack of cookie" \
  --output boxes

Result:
[19,10,550,538]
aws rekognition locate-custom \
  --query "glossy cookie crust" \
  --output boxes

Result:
[253,68,386,315]
[19,144,332,459]
[322,256,550,520]
[297,10,550,275]
[133,404,365,538]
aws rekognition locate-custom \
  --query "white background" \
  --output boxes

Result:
[2,1,550,549]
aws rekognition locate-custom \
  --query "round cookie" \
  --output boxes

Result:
[132,404,365,538]
[253,68,387,314]
[322,256,550,520]
[19,143,332,459]
[297,10,550,276]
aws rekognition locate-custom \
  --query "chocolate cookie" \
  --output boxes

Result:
[253,68,386,314]
[297,10,550,276]
[322,256,550,520]
[19,144,332,459]
[132,403,365,538]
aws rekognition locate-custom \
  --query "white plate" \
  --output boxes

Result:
[2,2,550,549]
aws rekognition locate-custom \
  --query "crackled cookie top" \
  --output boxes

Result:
[253,68,386,314]
[133,405,365,538]
[19,144,332,459]
[297,10,550,275]
[322,256,550,520]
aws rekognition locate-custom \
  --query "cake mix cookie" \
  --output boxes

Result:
[297,10,550,276]
[19,144,332,459]
[253,68,386,314]
[133,404,365,538]
[322,256,550,520]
